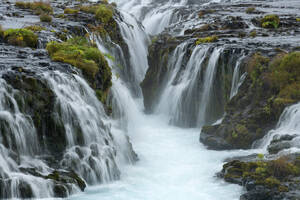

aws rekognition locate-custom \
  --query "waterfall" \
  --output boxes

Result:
[0,78,54,198]
[259,102,300,153]
[197,48,222,126]
[153,44,244,127]
[110,0,194,35]
[0,66,137,197]
[229,55,246,99]
[115,11,150,96]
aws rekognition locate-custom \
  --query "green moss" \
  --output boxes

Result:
[96,89,108,104]
[64,8,79,14]
[95,4,114,25]
[0,25,4,38]
[46,37,111,88]
[195,35,218,45]
[250,30,257,37]
[40,14,52,22]
[2,28,38,48]
[270,52,300,103]
[246,53,270,83]
[246,7,256,14]
[79,5,100,14]
[15,1,53,15]
[25,25,45,32]
[235,124,248,135]
[261,15,280,29]
[223,156,300,191]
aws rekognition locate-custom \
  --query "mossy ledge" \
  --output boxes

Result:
[15,1,53,15]
[219,154,300,199]
[46,37,112,103]
[200,51,300,150]
[0,28,38,48]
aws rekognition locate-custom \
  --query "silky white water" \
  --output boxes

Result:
[70,106,250,200]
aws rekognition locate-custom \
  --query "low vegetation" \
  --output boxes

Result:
[15,1,53,15]
[261,14,280,29]
[46,37,112,92]
[246,7,256,14]
[25,25,45,32]
[222,156,300,191]
[195,35,218,45]
[40,14,52,22]
[64,8,79,15]
[0,28,38,48]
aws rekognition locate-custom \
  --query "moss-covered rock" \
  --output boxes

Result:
[219,155,300,200]
[40,14,52,22]
[46,37,112,93]
[200,51,300,150]
[195,35,218,45]
[1,28,38,48]
[15,1,53,15]
[260,14,280,29]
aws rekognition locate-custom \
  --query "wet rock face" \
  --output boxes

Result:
[219,154,300,200]
[267,135,298,154]
[141,34,180,113]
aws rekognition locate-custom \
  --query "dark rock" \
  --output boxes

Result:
[267,134,297,154]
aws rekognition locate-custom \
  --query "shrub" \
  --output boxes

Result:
[261,14,280,29]
[40,14,52,22]
[2,28,38,48]
[95,4,114,25]
[270,52,300,101]
[46,37,111,87]
[195,35,218,45]
[246,53,270,82]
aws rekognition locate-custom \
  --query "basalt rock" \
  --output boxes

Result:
[219,154,300,200]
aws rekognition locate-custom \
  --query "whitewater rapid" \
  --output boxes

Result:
[70,105,252,200]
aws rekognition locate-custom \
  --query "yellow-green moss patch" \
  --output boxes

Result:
[25,25,45,32]
[46,37,111,88]
[195,35,218,45]
[15,1,53,15]
[261,14,280,29]
[1,28,38,48]
[40,14,52,22]
[64,8,79,14]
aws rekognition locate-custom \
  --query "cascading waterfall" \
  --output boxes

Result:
[259,102,300,153]
[197,47,222,126]
[229,55,246,99]
[110,0,196,35]
[43,71,124,184]
[0,78,54,198]
[0,66,137,197]
[153,43,246,127]
[114,11,150,96]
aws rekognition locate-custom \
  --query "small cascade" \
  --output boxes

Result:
[115,11,150,96]
[110,0,197,35]
[153,43,245,127]
[0,78,54,198]
[43,71,122,184]
[259,102,300,153]
[229,55,246,99]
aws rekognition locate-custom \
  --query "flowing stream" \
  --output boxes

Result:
[71,0,256,199]
[1,0,299,199]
